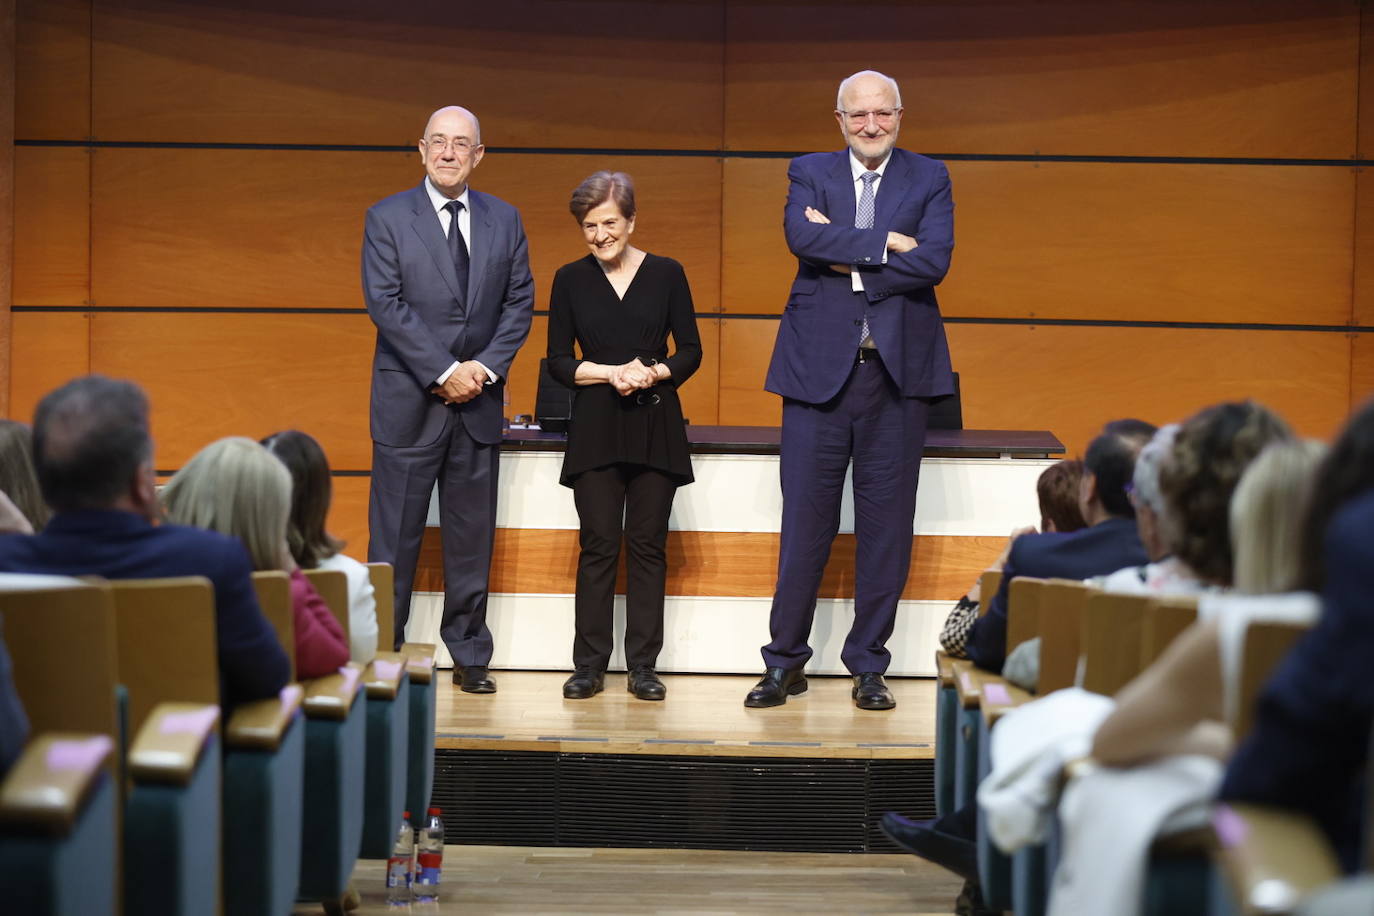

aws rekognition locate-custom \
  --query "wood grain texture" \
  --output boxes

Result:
[414,527,1002,599]
[724,2,1357,159]
[8,312,90,422]
[717,316,781,427]
[721,157,1355,326]
[12,146,90,306]
[1355,165,1374,327]
[90,0,723,148]
[1352,333,1374,407]
[1,0,13,417]
[326,476,370,560]
[89,148,722,311]
[88,311,373,468]
[13,0,89,140]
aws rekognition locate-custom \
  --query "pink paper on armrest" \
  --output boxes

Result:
[336,665,361,693]
[159,706,219,735]
[371,659,402,681]
[984,683,1012,705]
[47,735,113,771]
[279,684,303,707]
[1212,804,1248,848]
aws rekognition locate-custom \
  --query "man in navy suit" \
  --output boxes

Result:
[966,419,1156,673]
[747,70,955,711]
[362,106,534,693]
[0,376,289,712]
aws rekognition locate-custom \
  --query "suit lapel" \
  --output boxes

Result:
[466,190,492,307]
[824,152,858,228]
[874,150,912,229]
[408,183,463,305]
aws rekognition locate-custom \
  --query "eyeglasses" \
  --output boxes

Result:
[840,109,899,127]
[425,136,479,155]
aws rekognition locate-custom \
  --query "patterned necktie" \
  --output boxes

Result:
[445,199,470,302]
[856,170,879,345]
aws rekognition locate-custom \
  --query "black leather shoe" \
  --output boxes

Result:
[743,666,807,708]
[562,668,604,699]
[853,672,896,710]
[454,665,497,694]
[627,666,666,701]
[880,811,978,880]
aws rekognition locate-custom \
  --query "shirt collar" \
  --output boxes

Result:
[424,177,471,215]
[849,150,892,181]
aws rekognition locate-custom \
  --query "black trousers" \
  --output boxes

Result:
[571,464,677,671]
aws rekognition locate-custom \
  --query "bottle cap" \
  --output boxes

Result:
[403,810,411,819]
[428,806,442,815]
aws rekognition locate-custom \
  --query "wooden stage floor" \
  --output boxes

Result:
[434,671,938,758]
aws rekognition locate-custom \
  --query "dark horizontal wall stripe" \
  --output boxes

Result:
[14,139,1370,168]
[27,304,1373,335]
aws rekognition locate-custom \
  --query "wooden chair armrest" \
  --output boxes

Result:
[225,684,303,750]
[935,650,955,687]
[979,678,1033,726]
[364,652,407,700]
[301,663,364,720]
[128,702,219,785]
[0,733,114,833]
[950,659,996,710]
[1212,802,1342,915]
[401,642,436,685]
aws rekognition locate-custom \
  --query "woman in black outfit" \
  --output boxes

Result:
[546,170,701,701]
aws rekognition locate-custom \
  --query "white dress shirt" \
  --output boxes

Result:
[423,177,495,386]
[849,149,891,295]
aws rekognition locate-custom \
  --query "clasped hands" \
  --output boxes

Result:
[802,206,917,275]
[606,359,662,397]
[429,360,490,405]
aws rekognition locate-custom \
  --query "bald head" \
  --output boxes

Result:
[837,70,902,111]
[423,105,481,146]
[419,105,486,198]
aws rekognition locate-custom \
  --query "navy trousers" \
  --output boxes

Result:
[762,354,929,674]
[368,411,498,666]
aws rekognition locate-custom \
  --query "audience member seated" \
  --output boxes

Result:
[1218,399,1374,873]
[0,376,289,709]
[162,437,350,680]
[1091,436,1324,768]
[262,430,378,665]
[0,612,27,774]
[0,419,49,533]
[963,418,1157,674]
[939,459,1085,658]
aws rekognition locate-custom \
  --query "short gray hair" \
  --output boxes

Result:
[836,70,902,110]
[1132,424,1178,517]
[161,436,292,572]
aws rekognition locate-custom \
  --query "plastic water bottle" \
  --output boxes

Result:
[385,810,415,906]
[412,807,445,902]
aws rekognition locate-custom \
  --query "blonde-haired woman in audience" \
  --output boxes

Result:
[262,430,378,665]
[162,437,350,679]
[1091,437,1325,766]
[0,419,49,533]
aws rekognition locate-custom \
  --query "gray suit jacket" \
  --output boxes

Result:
[362,181,535,447]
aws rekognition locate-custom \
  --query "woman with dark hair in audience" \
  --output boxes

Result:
[545,170,701,701]
[1217,398,1374,873]
[262,430,378,665]
[161,437,349,679]
[939,459,1086,657]
[0,420,49,533]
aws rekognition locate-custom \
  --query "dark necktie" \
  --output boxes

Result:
[445,199,469,302]
[856,171,879,345]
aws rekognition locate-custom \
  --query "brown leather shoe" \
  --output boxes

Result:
[454,665,497,694]
[743,666,807,708]
[853,672,895,710]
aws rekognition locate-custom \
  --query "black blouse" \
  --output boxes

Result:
[546,253,702,487]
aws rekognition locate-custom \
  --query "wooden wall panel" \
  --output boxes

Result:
[721,158,1355,325]
[1355,6,1374,328]
[12,147,90,305]
[90,1,723,149]
[724,1,1357,159]
[718,317,780,427]
[2,0,13,417]
[418,528,1003,601]
[14,0,88,140]
[327,476,370,561]
[1352,333,1374,408]
[88,312,373,469]
[8,312,90,421]
[90,150,722,311]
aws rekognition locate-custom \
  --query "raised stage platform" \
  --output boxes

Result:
[428,671,938,855]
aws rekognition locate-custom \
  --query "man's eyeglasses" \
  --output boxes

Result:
[425,136,479,155]
[840,109,899,127]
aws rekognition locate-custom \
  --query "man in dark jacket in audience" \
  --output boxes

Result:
[0,376,289,710]
[881,418,1155,915]
[965,419,1156,673]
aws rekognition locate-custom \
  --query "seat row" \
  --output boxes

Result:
[0,562,438,916]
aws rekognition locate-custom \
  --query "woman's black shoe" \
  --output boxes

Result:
[563,668,605,699]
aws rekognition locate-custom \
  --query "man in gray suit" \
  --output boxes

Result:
[363,105,534,693]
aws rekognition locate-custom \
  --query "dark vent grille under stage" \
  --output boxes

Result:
[431,749,934,854]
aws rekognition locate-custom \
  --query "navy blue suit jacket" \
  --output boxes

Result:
[362,182,535,448]
[765,148,954,404]
[967,517,1148,672]
[0,510,290,709]
[1220,490,1374,873]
